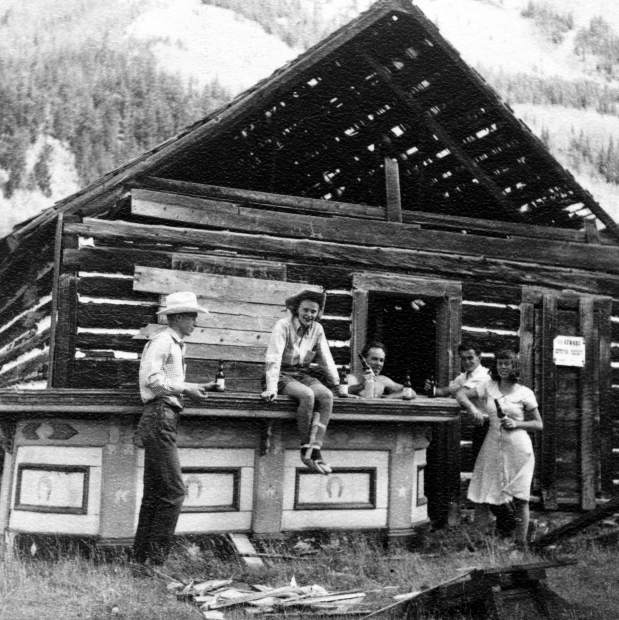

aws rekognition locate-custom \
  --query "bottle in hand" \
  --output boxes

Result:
[402,373,414,400]
[215,360,225,392]
[339,365,349,396]
[494,398,505,419]
[426,375,436,398]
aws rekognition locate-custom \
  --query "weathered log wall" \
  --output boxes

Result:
[0,227,55,388]
[3,183,618,500]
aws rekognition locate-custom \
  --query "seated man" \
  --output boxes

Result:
[349,341,415,399]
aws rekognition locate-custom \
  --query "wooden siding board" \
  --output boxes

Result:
[133,266,322,305]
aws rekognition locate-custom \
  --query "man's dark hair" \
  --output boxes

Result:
[362,341,388,357]
[457,342,482,356]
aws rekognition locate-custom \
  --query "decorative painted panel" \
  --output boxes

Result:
[294,468,376,510]
[15,464,89,514]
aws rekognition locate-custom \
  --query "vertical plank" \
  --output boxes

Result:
[519,301,535,389]
[49,215,80,388]
[351,289,369,375]
[50,274,79,387]
[447,295,462,383]
[584,219,601,244]
[435,294,462,385]
[425,418,460,527]
[579,297,596,510]
[0,448,15,552]
[252,421,285,539]
[388,424,415,534]
[46,214,64,388]
[99,418,139,541]
[384,156,402,223]
[595,298,613,496]
[540,294,558,509]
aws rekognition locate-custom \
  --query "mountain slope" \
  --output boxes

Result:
[0,0,618,237]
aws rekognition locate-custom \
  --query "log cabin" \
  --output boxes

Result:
[0,0,617,548]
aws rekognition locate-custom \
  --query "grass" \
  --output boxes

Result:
[0,524,617,619]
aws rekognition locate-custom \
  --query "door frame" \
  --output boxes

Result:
[520,287,613,508]
[351,272,462,384]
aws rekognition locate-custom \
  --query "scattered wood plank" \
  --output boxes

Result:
[533,496,619,549]
[228,533,265,571]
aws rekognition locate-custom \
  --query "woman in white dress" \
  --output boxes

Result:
[456,349,543,545]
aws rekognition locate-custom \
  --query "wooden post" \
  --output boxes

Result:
[99,417,139,542]
[0,448,15,555]
[50,274,79,387]
[519,302,535,389]
[49,215,80,387]
[384,155,402,223]
[351,289,368,376]
[579,297,596,510]
[252,421,285,538]
[595,298,613,496]
[540,294,558,510]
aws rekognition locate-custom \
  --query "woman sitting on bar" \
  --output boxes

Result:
[261,289,347,475]
[456,349,543,547]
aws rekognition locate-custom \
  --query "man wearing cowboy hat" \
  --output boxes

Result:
[261,289,347,475]
[133,291,216,568]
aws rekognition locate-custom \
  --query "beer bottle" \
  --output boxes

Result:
[494,398,505,419]
[426,375,436,398]
[402,373,414,400]
[358,353,371,372]
[215,360,225,392]
[339,365,349,396]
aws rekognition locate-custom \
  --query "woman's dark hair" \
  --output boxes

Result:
[491,349,520,383]
[362,341,387,357]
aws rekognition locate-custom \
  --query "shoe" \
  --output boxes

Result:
[301,456,324,473]
[313,459,332,475]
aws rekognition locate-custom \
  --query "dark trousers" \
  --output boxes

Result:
[133,400,186,565]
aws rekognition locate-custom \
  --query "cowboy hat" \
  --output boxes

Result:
[285,289,326,312]
[156,291,209,315]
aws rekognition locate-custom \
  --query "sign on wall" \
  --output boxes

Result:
[553,335,586,367]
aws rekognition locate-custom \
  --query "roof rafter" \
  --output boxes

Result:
[360,51,518,221]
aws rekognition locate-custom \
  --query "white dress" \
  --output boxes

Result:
[467,381,538,504]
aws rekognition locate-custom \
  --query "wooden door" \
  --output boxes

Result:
[520,288,612,509]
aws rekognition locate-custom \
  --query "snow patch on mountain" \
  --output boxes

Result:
[0,136,80,238]
[126,0,299,94]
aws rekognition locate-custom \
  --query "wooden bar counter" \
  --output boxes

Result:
[0,390,460,545]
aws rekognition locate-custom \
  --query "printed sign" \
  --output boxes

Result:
[553,335,585,367]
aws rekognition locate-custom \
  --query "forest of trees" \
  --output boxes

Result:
[0,43,229,198]
[0,0,618,206]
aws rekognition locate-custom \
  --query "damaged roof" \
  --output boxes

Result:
[3,0,618,254]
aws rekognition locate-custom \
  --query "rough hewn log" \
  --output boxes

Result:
[64,220,619,297]
[0,330,49,368]
[78,302,156,330]
[134,176,385,220]
[462,303,520,332]
[129,189,619,274]
[0,301,50,351]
